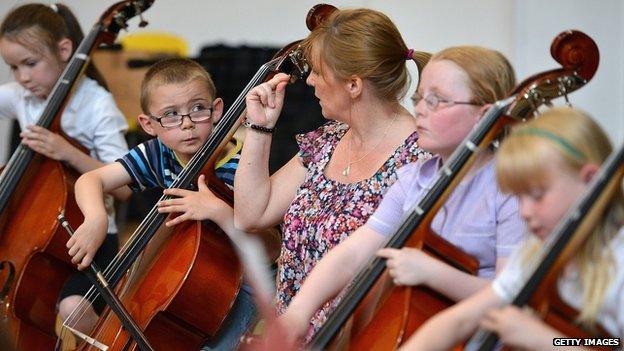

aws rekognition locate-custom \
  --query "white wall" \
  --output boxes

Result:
[514,0,623,144]
[0,0,622,163]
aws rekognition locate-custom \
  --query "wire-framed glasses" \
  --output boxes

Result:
[149,107,213,128]
[413,92,480,111]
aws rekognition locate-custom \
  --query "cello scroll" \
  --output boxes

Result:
[507,30,598,119]
[97,0,154,45]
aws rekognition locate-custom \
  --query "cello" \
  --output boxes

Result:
[64,5,336,350]
[308,30,600,350]
[0,1,153,350]
[464,141,623,350]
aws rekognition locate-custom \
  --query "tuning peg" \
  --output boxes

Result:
[133,2,149,28]
[138,13,148,27]
[113,14,129,32]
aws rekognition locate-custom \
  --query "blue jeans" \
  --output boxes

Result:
[201,286,256,350]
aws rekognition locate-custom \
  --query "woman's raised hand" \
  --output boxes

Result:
[245,73,290,128]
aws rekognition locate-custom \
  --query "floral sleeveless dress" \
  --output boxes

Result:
[275,120,428,335]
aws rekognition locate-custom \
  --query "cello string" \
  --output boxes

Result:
[61,250,146,344]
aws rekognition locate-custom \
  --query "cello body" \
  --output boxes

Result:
[83,174,243,350]
[346,229,479,350]
[0,157,81,350]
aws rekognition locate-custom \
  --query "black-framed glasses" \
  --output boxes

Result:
[412,92,480,111]
[149,107,213,128]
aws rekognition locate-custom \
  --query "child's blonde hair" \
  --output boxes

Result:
[431,46,516,105]
[140,58,217,114]
[497,107,624,326]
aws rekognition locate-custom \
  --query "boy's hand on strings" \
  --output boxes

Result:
[158,174,229,227]
[480,305,555,350]
[378,247,437,286]
[21,125,75,161]
[67,215,108,270]
[245,73,290,128]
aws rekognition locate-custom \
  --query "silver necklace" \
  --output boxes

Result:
[342,111,399,177]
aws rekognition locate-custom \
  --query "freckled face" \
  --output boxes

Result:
[146,80,219,163]
[413,60,482,160]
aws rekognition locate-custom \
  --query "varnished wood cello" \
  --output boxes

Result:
[308,30,600,350]
[63,5,336,350]
[0,2,153,350]
[465,130,622,350]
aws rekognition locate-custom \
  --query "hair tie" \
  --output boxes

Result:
[49,3,58,13]
[405,48,414,60]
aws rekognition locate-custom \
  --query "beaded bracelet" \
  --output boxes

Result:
[243,119,274,134]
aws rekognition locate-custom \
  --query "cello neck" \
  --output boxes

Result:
[41,26,103,131]
[465,143,624,351]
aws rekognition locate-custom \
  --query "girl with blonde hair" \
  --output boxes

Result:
[404,107,624,350]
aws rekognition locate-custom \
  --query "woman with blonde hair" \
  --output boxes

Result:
[404,107,624,350]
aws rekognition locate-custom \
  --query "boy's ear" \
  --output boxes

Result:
[211,98,224,124]
[579,163,600,184]
[57,38,73,63]
[137,113,158,137]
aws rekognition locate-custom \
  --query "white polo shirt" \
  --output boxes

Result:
[493,229,624,339]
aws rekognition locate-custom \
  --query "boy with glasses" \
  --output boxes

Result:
[70,58,264,349]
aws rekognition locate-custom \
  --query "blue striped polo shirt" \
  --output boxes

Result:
[117,137,241,192]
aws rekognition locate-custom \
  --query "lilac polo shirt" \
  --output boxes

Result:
[368,156,526,278]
